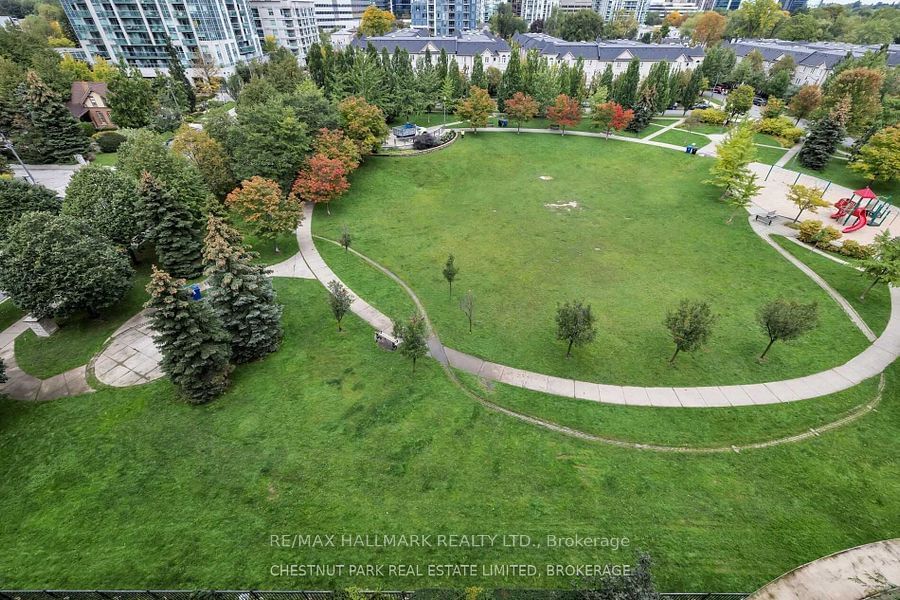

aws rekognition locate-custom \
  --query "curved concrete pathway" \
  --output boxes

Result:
[298,202,900,408]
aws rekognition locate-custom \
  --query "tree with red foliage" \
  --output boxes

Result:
[591,101,634,138]
[313,128,361,173]
[504,92,539,133]
[290,154,349,215]
[546,94,582,135]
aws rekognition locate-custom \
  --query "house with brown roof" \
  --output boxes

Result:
[66,81,114,130]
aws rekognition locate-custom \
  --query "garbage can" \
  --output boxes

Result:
[190,283,202,301]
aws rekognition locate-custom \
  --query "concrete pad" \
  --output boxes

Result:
[520,371,549,393]
[92,355,118,377]
[445,348,483,374]
[762,379,799,403]
[37,374,69,400]
[573,380,601,401]
[545,375,575,398]
[477,361,505,383]
[646,387,681,407]
[720,385,755,406]
[741,383,780,405]
[123,352,153,371]
[621,386,651,406]
[597,384,627,405]
[101,364,132,385]
[673,386,705,408]
[696,386,728,407]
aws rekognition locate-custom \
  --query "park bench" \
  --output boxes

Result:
[375,331,401,351]
[754,210,777,225]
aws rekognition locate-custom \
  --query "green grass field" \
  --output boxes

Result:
[653,128,710,147]
[753,145,788,165]
[784,155,900,198]
[1,278,898,592]
[0,299,23,331]
[92,152,117,166]
[313,134,869,387]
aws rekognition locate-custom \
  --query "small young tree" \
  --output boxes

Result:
[327,280,352,331]
[456,86,496,132]
[0,212,133,319]
[788,84,822,124]
[664,299,716,363]
[725,84,754,122]
[504,91,539,133]
[442,254,459,299]
[591,101,633,138]
[145,266,232,403]
[757,298,819,359]
[859,230,900,300]
[290,154,350,215]
[394,314,428,373]
[556,300,596,358]
[547,93,582,135]
[726,170,761,224]
[706,122,757,199]
[136,172,203,279]
[203,216,284,363]
[339,226,352,252]
[225,176,302,251]
[787,183,830,223]
[459,289,475,333]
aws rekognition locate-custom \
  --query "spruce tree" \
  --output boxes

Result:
[626,86,656,132]
[145,266,232,403]
[15,71,89,164]
[203,216,284,363]
[798,97,850,171]
[137,172,203,279]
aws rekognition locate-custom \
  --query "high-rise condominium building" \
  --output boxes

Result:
[593,0,649,27]
[519,0,556,26]
[410,0,482,35]
[249,0,318,63]
[61,0,263,76]
[313,0,371,29]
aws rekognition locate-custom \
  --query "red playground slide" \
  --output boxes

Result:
[831,198,851,219]
[843,208,868,233]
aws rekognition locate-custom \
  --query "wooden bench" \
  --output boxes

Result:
[754,210,777,225]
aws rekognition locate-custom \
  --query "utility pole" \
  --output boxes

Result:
[0,132,35,184]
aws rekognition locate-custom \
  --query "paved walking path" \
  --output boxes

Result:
[91,310,163,387]
[0,319,92,400]
[297,201,900,407]
[642,117,686,141]
[459,126,688,153]
[747,538,900,600]
[775,141,802,167]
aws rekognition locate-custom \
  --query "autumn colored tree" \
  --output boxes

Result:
[591,101,633,138]
[547,94,582,135]
[789,84,822,125]
[850,125,900,185]
[504,91,539,133]
[313,128,361,173]
[225,176,302,251]
[456,85,496,132]
[171,124,235,197]
[664,10,687,27]
[358,5,395,36]
[822,68,884,136]
[290,154,350,215]
[337,96,389,154]
[692,11,726,46]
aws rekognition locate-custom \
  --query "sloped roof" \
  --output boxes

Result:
[66,81,108,119]
[353,30,510,56]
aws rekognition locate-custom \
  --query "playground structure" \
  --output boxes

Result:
[830,187,893,234]
[391,123,419,139]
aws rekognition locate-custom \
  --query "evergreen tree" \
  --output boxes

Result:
[645,61,671,113]
[612,58,640,109]
[108,64,158,128]
[498,48,523,109]
[600,64,614,94]
[797,97,849,170]
[626,86,656,132]
[62,165,142,252]
[203,216,283,363]
[0,357,6,385]
[680,67,704,114]
[145,266,232,403]
[166,40,196,111]
[14,70,89,164]
[136,172,203,279]
[471,54,486,89]
[0,178,60,240]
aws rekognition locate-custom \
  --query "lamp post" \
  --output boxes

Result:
[0,132,34,184]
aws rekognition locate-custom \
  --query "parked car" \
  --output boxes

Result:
[753,96,767,106]
[667,102,678,110]
[690,102,711,110]
[712,85,727,95]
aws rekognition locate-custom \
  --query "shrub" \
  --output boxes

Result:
[839,239,873,259]
[757,116,804,146]
[413,132,440,150]
[94,131,127,153]
[797,219,823,243]
[813,225,842,248]
[692,108,727,125]
[78,121,95,138]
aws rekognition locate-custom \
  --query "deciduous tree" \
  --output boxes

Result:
[459,290,475,333]
[338,95,389,154]
[556,300,596,358]
[327,280,352,331]
[456,85,496,132]
[359,5,395,36]
[859,230,900,300]
[108,65,157,129]
[692,11,726,46]
[706,122,757,200]
[171,125,235,198]
[849,125,900,185]
[442,254,459,299]
[0,211,133,319]
[203,215,283,363]
[664,299,716,363]
[226,176,301,251]
[822,67,884,136]
[290,154,350,215]
[504,91,539,132]
[591,101,633,137]
[62,165,141,252]
[757,298,818,359]
[725,84,754,121]
[787,183,830,222]
[313,128,362,172]
[393,314,428,372]
[547,93,582,135]
[145,265,232,403]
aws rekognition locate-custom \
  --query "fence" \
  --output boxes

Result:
[0,591,750,600]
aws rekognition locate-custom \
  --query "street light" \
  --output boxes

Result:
[0,132,34,184]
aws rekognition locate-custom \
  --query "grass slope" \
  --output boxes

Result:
[1,278,898,592]
[313,134,869,386]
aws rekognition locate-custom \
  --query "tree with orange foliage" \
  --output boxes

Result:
[546,94,582,135]
[591,101,634,138]
[290,154,350,215]
[313,128,361,173]
[225,176,301,252]
[503,92,539,133]
[664,10,686,27]
[691,11,727,46]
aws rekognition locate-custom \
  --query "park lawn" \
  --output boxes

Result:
[468,117,660,138]
[784,155,900,198]
[14,264,152,379]
[682,122,729,135]
[1,277,899,592]
[753,133,790,148]
[772,235,891,335]
[314,134,870,387]
[456,370,880,447]
[92,152,117,167]
[653,129,710,147]
[236,220,299,266]
[390,111,461,126]
[0,299,23,331]
[753,145,788,166]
